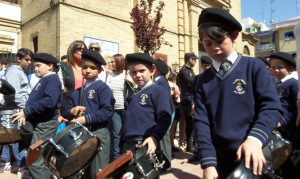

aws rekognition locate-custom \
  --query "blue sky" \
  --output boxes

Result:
[241,0,300,27]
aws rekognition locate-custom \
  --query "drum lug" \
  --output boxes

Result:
[49,138,69,158]
[75,121,97,137]
[69,130,82,140]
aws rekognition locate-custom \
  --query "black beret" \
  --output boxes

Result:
[257,56,270,66]
[184,52,198,60]
[201,56,212,64]
[126,53,155,65]
[269,52,296,67]
[198,7,242,32]
[155,59,168,75]
[34,53,58,64]
[81,48,106,66]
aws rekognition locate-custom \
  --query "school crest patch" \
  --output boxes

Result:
[233,79,246,95]
[140,94,148,105]
[88,90,95,99]
[278,89,285,98]
[35,83,41,90]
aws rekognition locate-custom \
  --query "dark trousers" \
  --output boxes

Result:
[181,97,193,142]
[216,150,239,179]
[28,120,58,179]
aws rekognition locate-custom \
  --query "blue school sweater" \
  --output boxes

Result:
[155,76,170,95]
[62,80,114,128]
[24,73,62,121]
[193,55,283,169]
[122,83,172,142]
[276,78,298,126]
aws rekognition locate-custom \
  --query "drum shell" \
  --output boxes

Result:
[0,109,21,144]
[43,123,100,178]
[267,130,293,170]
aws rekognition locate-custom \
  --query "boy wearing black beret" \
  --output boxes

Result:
[61,49,114,179]
[200,56,212,72]
[193,7,283,178]
[269,52,298,145]
[12,53,62,179]
[120,53,171,176]
[153,58,172,170]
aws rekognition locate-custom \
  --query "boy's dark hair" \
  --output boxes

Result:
[16,48,33,59]
[61,55,67,61]
[199,26,233,42]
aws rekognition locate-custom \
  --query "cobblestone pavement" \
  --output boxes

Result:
[0,150,202,179]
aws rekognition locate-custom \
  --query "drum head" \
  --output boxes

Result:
[43,123,99,178]
[60,137,99,177]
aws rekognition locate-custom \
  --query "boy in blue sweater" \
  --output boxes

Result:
[193,8,283,178]
[269,52,298,144]
[12,53,62,179]
[121,53,171,158]
[61,49,114,179]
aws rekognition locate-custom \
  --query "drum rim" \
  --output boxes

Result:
[0,109,19,115]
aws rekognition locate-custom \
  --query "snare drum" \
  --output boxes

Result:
[227,130,292,179]
[112,145,163,179]
[267,130,293,170]
[0,109,21,144]
[43,122,100,178]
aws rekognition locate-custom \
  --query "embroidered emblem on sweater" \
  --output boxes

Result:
[278,89,284,98]
[35,83,41,90]
[140,94,148,105]
[233,79,246,94]
[88,90,95,99]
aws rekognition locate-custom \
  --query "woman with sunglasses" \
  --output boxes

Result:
[60,40,87,111]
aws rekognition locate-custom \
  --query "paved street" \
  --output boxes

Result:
[0,150,202,179]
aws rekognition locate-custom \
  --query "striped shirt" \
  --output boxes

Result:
[106,71,125,109]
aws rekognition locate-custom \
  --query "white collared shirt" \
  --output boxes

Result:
[140,80,153,90]
[212,51,238,71]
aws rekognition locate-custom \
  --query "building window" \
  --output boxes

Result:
[285,31,295,40]
[243,45,250,55]
[33,36,38,53]
[246,27,251,33]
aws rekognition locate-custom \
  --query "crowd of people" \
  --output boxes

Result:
[0,7,300,179]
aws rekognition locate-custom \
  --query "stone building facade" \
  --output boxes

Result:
[20,0,255,74]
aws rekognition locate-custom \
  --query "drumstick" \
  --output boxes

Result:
[74,76,85,119]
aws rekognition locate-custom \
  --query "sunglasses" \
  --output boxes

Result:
[90,47,100,51]
[75,46,84,51]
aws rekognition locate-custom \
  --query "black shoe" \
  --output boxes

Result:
[187,153,200,163]
[186,139,196,153]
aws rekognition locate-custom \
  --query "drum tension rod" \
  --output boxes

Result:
[49,138,69,158]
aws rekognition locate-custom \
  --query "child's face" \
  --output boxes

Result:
[129,63,155,87]
[34,62,52,78]
[270,59,291,81]
[201,32,236,62]
[17,55,32,69]
[82,60,101,81]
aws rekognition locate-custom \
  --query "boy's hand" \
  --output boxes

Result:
[58,115,68,123]
[70,106,86,117]
[70,116,86,125]
[142,136,157,155]
[203,166,218,179]
[11,111,26,126]
[236,138,267,176]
